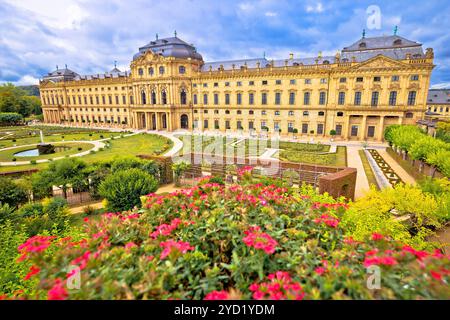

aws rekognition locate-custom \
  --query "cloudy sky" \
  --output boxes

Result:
[1,0,449,88]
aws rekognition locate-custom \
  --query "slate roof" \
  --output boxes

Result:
[427,89,450,104]
[133,36,203,61]
[342,35,421,52]
[43,67,79,82]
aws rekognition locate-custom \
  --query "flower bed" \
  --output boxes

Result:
[367,149,403,187]
[7,179,450,300]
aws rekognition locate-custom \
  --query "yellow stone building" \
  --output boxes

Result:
[39,33,435,141]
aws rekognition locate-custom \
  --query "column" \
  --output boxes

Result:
[155,112,161,130]
[166,112,171,131]
[145,112,150,130]
[361,115,367,140]
[377,116,385,141]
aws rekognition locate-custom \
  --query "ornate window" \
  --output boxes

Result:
[179,66,186,74]
[141,90,146,104]
[138,68,143,76]
[161,90,167,104]
[159,66,165,75]
[149,67,154,75]
[180,89,187,105]
[151,90,157,104]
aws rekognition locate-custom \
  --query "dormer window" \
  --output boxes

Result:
[323,60,329,64]
[359,42,366,48]
[293,62,299,66]
[342,58,349,63]
[393,39,402,45]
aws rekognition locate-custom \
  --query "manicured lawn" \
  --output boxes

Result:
[277,146,347,167]
[0,133,173,173]
[0,131,121,148]
[0,142,94,162]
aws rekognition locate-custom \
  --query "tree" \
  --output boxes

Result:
[0,112,23,125]
[42,158,87,199]
[0,177,28,208]
[0,83,42,117]
[99,168,158,211]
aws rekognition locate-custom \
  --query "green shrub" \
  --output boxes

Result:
[0,177,28,208]
[99,168,158,211]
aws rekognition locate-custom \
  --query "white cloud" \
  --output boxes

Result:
[430,83,450,89]
[306,3,324,13]
[12,75,40,86]
[265,11,278,17]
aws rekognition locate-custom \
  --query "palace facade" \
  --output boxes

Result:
[39,33,435,141]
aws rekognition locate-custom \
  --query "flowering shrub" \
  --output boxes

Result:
[6,178,450,300]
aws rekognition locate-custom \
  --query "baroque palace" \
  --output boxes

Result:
[39,32,435,141]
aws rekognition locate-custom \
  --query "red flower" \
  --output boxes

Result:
[371,233,384,241]
[313,214,339,228]
[24,265,40,280]
[17,235,56,261]
[430,270,443,281]
[250,271,304,300]
[204,290,229,300]
[47,279,68,300]
[243,227,278,254]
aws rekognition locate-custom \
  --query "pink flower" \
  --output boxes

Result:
[124,242,137,250]
[47,279,68,300]
[17,235,56,261]
[24,265,40,280]
[204,290,229,300]
[150,218,183,239]
[243,227,278,254]
[314,267,326,276]
[160,240,194,260]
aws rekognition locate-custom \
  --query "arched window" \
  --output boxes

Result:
[322,60,329,64]
[180,89,187,105]
[161,90,167,105]
[337,111,344,117]
[179,66,186,74]
[138,68,143,76]
[405,112,414,118]
[393,39,402,46]
[159,66,165,75]
[141,90,146,104]
[148,67,154,76]
[359,42,366,48]
[318,111,325,116]
[151,90,156,104]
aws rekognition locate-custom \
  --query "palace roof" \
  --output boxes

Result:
[133,36,203,61]
[427,89,450,105]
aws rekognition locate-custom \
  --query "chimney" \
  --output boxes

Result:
[289,53,294,60]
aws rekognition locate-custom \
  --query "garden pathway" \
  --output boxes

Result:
[346,146,370,199]
[377,149,416,185]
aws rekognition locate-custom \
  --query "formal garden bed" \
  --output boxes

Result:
[367,149,403,187]
[175,134,345,167]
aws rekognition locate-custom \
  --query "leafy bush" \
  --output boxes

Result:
[0,112,23,125]
[0,177,28,208]
[342,184,441,249]
[110,157,143,172]
[11,179,450,300]
[99,168,158,211]
[0,204,15,224]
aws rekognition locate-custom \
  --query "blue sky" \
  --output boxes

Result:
[1,0,449,87]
